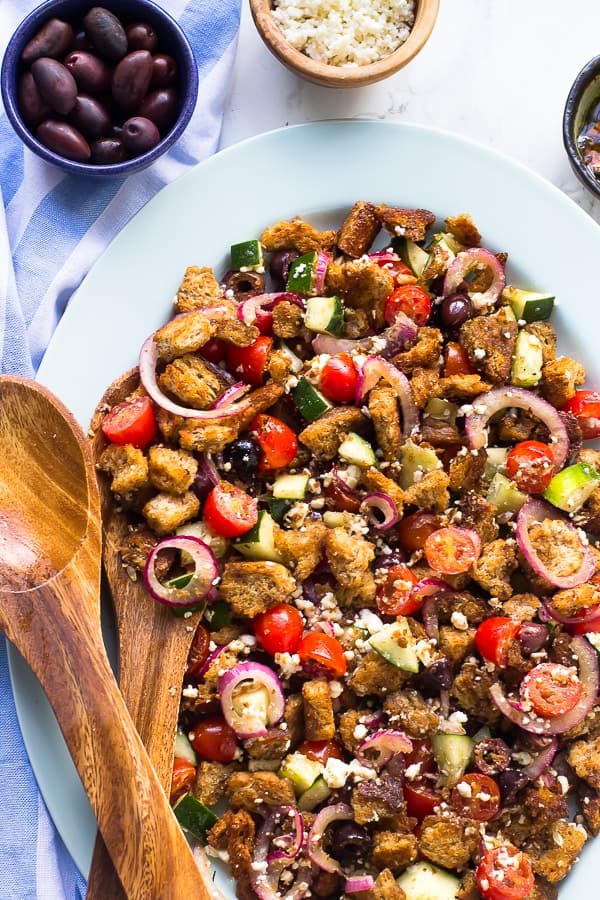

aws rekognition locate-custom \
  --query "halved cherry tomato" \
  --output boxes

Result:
[475,617,520,668]
[320,353,358,404]
[199,338,227,364]
[190,716,238,763]
[297,632,347,678]
[250,414,298,471]
[571,606,600,635]
[520,662,583,718]
[185,624,211,680]
[323,475,362,513]
[443,341,475,377]
[254,308,273,335]
[372,255,413,284]
[424,526,480,574]
[226,336,273,386]
[170,756,197,803]
[506,440,555,494]
[254,603,304,655]
[376,563,419,616]
[397,511,442,552]
[562,390,600,440]
[101,395,157,448]
[384,284,431,326]
[299,740,345,765]
[203,482,258,538]
[476,846,535,900]
[403,739,441,817]
[451,773,501,822]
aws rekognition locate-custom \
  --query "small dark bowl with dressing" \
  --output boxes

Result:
[563,55,600,200]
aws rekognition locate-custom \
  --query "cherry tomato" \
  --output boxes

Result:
[397,511,442,552]
[254,308,273,335]
[199,338,227,364]
[372,254,413,284]
[298,632,347,678]
[476,846,535,900]
[299,740,345,765]
[443,341,475,377]
[190,716,238,763]
[323,475,362,513]
[384,284,431,326]
[424,526,481,574]
[101,395,157,448]
[226,336,273,386]
[562,390,600,440]
[571,606,600,635]
[376,563,419,616]
[404,782,442,818]
[320,353,358,404]
[250,414,298,471]
[451,773,501,822]
[170,756,197,803]
[520,662,583,718]
[203,482,258,538]
[254,603,304,655]
[185,624,211,680]
[506,440,555,494]
[475,617,521,668]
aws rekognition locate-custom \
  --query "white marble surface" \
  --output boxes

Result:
[221,0,600,222]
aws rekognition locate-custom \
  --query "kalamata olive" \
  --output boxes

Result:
[269,249,300,289]
[21,18,74,65]
[138,87,179,132]
[474,738,512,776]
[121,116,160,154]
[439,292,473,329]
[37,120,91,162]
[112,50,153,110]
[221,270,265,302]
[69,95,112,140]
[150,53,178,88]
[64,50,112,94]
[83,7,128,62]
[329,821,373,862]
[30,58,77,116]
[516,621,549,654]
[223,438,260,480]
[90,137,127,164]
[126,22,159,52]
[18,72,50,128]
[417,657,453,693]
[497,768,529,805]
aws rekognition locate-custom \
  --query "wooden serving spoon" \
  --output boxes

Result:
[86,369,204,898]
[0,375,212,900]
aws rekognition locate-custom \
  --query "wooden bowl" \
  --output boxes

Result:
[249,0,440,88]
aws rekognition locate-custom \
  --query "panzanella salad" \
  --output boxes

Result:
[96,202,600,900]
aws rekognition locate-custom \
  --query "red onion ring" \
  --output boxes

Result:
[311,311,417,359]
[464,387,569,470]
[443,247,505,310]
[211,381,251,409]
[345,875,375,893]
[218,662,285,738]
[541,598,600,627]
[368,250,400,265]
[522,737,559,779]
[143,536,218,608]
[516,498,595,589]
[355,355,418,439]
[193,644,225,681]
[307,803,354,874]
[237,292,304,325]
[314,252,330,294]
[359,492,399,530]
[251,807,311,900]
[356,729,413,769]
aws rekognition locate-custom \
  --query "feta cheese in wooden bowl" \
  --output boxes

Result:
[249,0,439,87]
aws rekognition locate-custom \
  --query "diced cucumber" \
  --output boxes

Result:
[279,752,324,796]
[304,296,344,336]
[424,397,457,425]
[176,520,229,559]
[396,862,460,900]
[431,733,474,787]
[398,439,441,488]
[231,238,263,271]
[369,618,420,673]
[204,600,231,631]
[165,572,193,590]
[503,285,555,323]
[394,237,429,277]
[291,376,333,421]
[273,472,310,500]
[438,231,464,255]
[233,510,284,563]
[338,432,377,468]
[487,472,528,514]
[173,794,217,841]
[484,446,509,479]
[543,462,600,513]
[510,329,543,388]
[268,497,293,525]
[174,729,197,766]
[286,251,322,295]
[277,340,303,374]
[298,775,332,811]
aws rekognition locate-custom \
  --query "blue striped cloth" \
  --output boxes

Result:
[0,1,241,896]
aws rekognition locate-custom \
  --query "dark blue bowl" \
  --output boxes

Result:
[563,55,600,201]
[1,0,199,177]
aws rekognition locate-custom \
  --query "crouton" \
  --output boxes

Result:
[325,258,394,326]
[567,735,600,789]
[524,820,587,883]
[336,571,378,609]
[324,527,375,588]
[579,789,600,836]
[272,300,304,339]
[448,448,486,494]
[435,374,493,401]
[219,559,296,618]
[551,580,600,617]
[410,367,440,409]
[97,443,149,496]
[502,593,541,622]
[435,589,489,625]
[496,409,536,442]
[403,469,450,513]
[243,730,290,761]
[284,693,304,749]
[158,354,230,409]
[227,770,296,812]
[260,217,337,253]
[383,689,440,738]
[337,201,381,258]
[155,407,184,445]
[338,709,366,753]
[142,490,199,536]
[438,626,476,667]
[206,809,256,900]
[445,213,481,247]
[348,650,411,696]
[527,518,588,583]
[344,306,371,338]
[193,761,236,807]
[375,205,436,242]
[119,525,174,574]
[351,774,406,824]
[522,779,569,831]
[525,321,557,364]
[177,419,240,454]
[418,814,478,870]
[460,308,517,384]
[266,348,293,384]
[302,679,336,740]
[174,265,223,313]
[541,357,586,408]
[299,406,368,459]
[368,385,403,460]
[452,659,501,725]
[274,520,326,580]
[459,491,499,544]
[372,830,418,872]
[393,327,443,373]
[471,538,518,601]
[354,868,407,900]
[210,313,260,347]
[361,467,405,512]
[148,446,197,495]
[153,311,212,362]
[421,244,452,281]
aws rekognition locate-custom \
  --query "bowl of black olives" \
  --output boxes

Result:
[1,0,198,176]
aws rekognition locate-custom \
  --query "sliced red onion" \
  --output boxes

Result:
[345,875,375,893]
[192,453,219,500]
[368,250,400,265]
[307,803,354,874]
[516,498,595,589]
[218,662,285,738]
[193,644,226,681]
[359,492,399,530]
[312,334,360,355]
[361,710,385,729]
[464,387,569,470]
[414,578,455,641]
[522,737,559,779]
[356,729,412,770]
[252,807,311,900]
[443,247,505,310]
[490,636,599,735]
[355,355,418,439]
[541,598,600,627]
[143,536,218,608]
[139,336,253,420]
[315,620,336,638]
[314,252,330,293]
[211,381,250,409]
[237,292,304,325]
[378,311,419,359]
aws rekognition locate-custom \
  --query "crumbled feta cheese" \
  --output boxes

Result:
[323,757,350,788]
[275,652,302,678]
[451,611,469,631]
